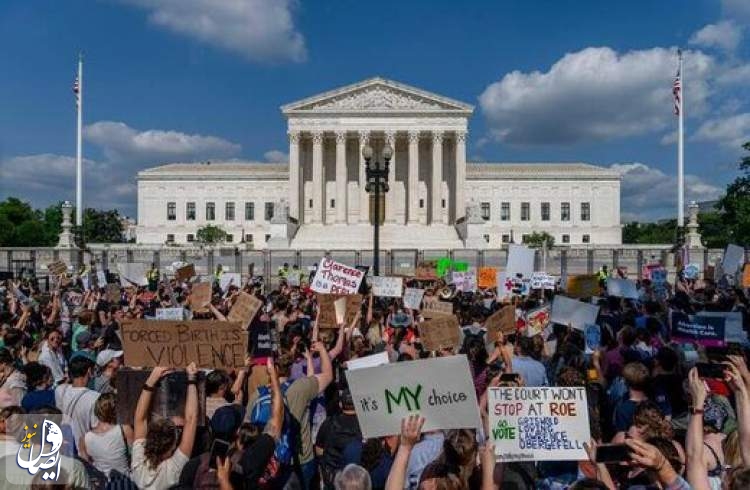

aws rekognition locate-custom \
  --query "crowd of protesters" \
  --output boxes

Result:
[0,256,750,490]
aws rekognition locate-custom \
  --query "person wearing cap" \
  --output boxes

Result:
[54,353,100,451]
[93,349,123,394]
[383,310,416,346]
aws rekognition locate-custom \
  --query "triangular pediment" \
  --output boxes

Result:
[282,77,474,115]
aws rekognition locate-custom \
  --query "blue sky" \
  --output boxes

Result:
[1,0,749,221]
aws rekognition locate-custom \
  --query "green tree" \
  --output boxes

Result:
[522,231,555,247]
[80,208,124,244]
[697,211,731,249]
[196,224,227,245]
[622,220,678,244]
[718,142,750,246]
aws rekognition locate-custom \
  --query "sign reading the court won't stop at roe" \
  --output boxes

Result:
[488,386,590,462]
[345,355,481,438]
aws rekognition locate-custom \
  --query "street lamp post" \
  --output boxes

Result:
[363,143,392,276]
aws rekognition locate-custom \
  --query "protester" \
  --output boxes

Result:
[79,392,132,479]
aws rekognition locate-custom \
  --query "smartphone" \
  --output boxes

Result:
[209,439,231,470]
[500,373,521,383]
[696,362,726,379]
[595,444,632,463]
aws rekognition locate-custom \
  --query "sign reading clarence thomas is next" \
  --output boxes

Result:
[311,257,365,295]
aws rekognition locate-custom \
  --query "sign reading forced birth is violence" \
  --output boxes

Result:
[488,386,591,462]
[121,320,246,370]
[345,355,481,438]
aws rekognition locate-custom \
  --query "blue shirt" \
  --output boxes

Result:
[21,389,56,412]
[512,355,548,387]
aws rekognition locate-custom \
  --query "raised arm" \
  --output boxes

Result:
[134,366,172,440]
[481,443,498,490]
[209,303,227,321]
[685,368,711,490]
[726,361,750,466]
[178,362,199,458]
[328,323,346,360]
[230,357,252,407]
[385,415,425,490]
[266,358,284,441]
[311,341,333,393]
[366,293,374,324]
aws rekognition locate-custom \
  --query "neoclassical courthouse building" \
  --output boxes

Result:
[136,78,622,249]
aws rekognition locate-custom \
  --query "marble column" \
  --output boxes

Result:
[454,130,467,224]
[431,131,443,224]
[407,130,420,224]
[358,131,370,223]
[311,131,324,224]
[288,131,300,221]
[335,131,347,223]
[385,131,396,223]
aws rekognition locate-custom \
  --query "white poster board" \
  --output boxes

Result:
[219,272,241,292]
[488,386,590,461]
[117,263,149,287]
[345,355,481,438]
[506,244,535,279]
[311,257,365,295]
[370,276,403,298]
[550,296,600,331]
[403,288,425,310]
[530,272,556,290]
[723,244,745,276]
[346,351,390,371]
[451,270,477,292]
[606,278,639,299]
[155,308,185,321]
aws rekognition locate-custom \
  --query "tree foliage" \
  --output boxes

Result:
[196,224,227,245]
[718,142,750,246]
[522,231,555,248]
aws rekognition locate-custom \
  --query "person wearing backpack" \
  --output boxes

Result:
[315,389,363,489]
[247,341,334,489]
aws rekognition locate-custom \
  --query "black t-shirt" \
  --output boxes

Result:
[238,433,276,488]
[315,413,362,477]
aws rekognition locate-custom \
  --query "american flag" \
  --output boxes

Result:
[672,66,681,116]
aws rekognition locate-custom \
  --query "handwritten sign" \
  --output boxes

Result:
[530,272,556,290]
[370,276,403,298]
[311,257,365,294]
[175,264,195,283]
[478,267,498,289]
[488,386,590,461]
[403,288,425,311]
[155,308,185,321]
[451,270,477,292]
[486,306,516,342]
[227,291,263,328]
[317,294,362,329]
[550,296,600,331]
[47,260,68,276]
[418,315,461,351]
[345,355,481,438]
[526,306,551,337]
[190,282,212,310]
[422,297,454,318]
[219,272,241,292]
[566,274,599,298]
[121,320,247,369]
[671,312,726,347]
[606,278,639,300]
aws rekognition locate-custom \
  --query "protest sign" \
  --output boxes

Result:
[227,291,263,328]
[530,272,556,290]
[650,267,668,298]
[155,308,185,321]
[415,261,438,280]
[250,321,274,360]
[436,258,452,278]
[526,306,550,337]
[418,315,461,351]
[96,270,107,288]
[219,272,241,292]
[422,297,454,318]
[403,288,425,310]
[584,324,601,354]
[287,271,302,287]
[451,270,477,292]
[723,244,745,276]
[566,274,599,298]
[370,276,403,298]
[743,264,750,288]
[478,267,498,289]
[671,312,726,347]
[46,260,68,276]
[488,386,590,461]
[317,294,362,329]
[175,264,195,283]
[684,264,700,281]
[606,278,639,300]
[550,296,600,331]
[347,351,389,371]
[121,320,246,369]
[696,311,746,344]
[506,244,535,279]
[190,282,212,310]
[486,306,516,342]
[497,272,513,299]
[106,283,121,304]
[118,263,149,287]
[65,291,83,307]
[345,355,481,438]
[311,257,365,294]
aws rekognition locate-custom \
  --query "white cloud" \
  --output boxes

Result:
[660,130,678,145]
[263,150,288,163]
[478,47,713,145]
[694,113,750,150]
[722,0,750,24]
[689,21,743,52]
[717,63,750,85]
[84,121,241,163]
[119,0,306,63]
[612,162,723,221]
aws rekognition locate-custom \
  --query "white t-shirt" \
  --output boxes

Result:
[54,385,99,448]
[130,439,189,489]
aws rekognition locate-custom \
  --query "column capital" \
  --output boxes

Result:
[311,131,324,144]
[432,130,444,142]
[455,130,467,142]
[408,130,420,143]
[287,130,301,144]
[335,130,347,144]
[384,131,396,145]
[358,130,370,143]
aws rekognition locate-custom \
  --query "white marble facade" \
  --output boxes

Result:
[136,78,622,249]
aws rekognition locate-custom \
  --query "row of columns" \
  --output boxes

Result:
[288,129,466,226]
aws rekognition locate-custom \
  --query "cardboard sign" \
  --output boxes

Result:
[478,267,498,289]
[451,270,477,292]
[550,296,600,331]
[155,308,185,321]
[422,297,454,318]
[347,351,390,371]
[227,291,263,328]
[526,306,551,337]
[488,386,590,461]
[584,324,601,354]
[175,264,195,283]
[345,355,481,438]
[118,263,149,287]
[486,306,516,342]
[371,276,403,298]
[311,257,365,295]
[219,272,241,292]
[418,315,461,351]
[415,261,438,281]
[317,294,362,329]
[403,288,425,311]
[606,278,639,300]
[190,282,212,310]
[106,283,121,304]
[121,320,246,369]
[723,244,745,276]
[506,244,535,279]
[742,264,750,288]
[566,274,599,298]
[671,312,726,347]
[530,272,556,290]
[47,260,68,276]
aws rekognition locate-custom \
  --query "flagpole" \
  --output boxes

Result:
[76,53,83,230]
[677,50,684,227]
